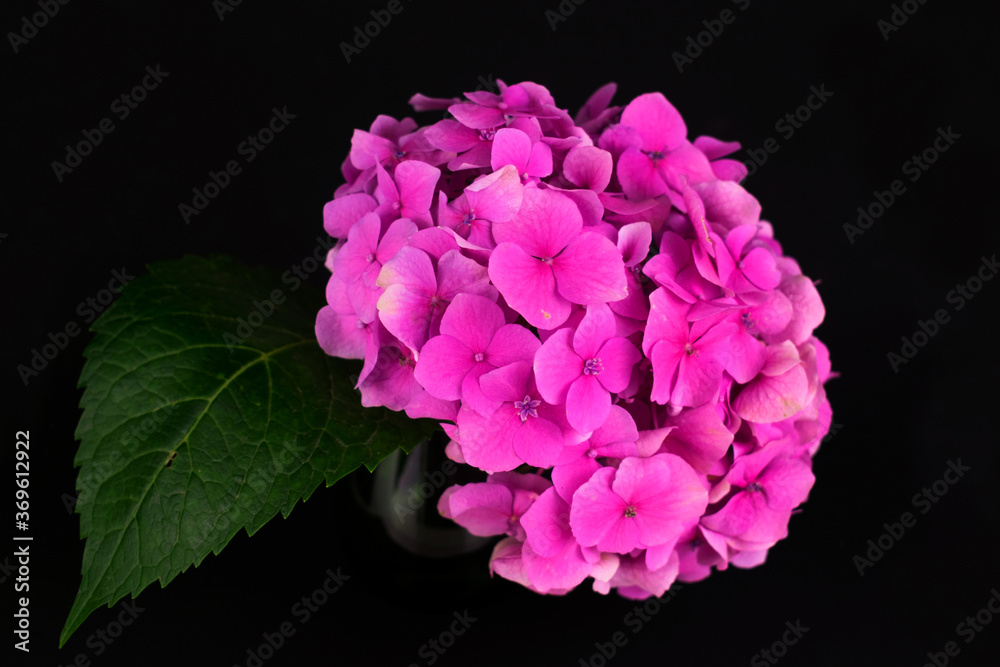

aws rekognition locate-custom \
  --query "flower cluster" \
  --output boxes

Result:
[317,80,834,599]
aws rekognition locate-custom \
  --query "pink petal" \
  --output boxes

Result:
[412,335,474,401]
[566,375,611,433]
[522,536,591,594]
[512,413,566,468]
[594,337,641,394]
[734,364,809,423]
[465,165,523,223]
[448,483,514,536]
[553,232,627,306]
[425,120,480,152]
[395,160,440,213]
[485,324,541,367]
[617,147,666,200]
[448,102,504,129]
[617,222,653,267]
[533,328,583,405]
[323,193,377,238]
[493,188,582,259]
[525,141,554,178]
[620,92,687,152]
[564,145,613,192]
[662,404,733,473]
[439,293,504,352]
[552,457,602,504]
[490,128,531,173]
[572,303,617,359]
[489,243,572,330]
[350,129,394,169]
[570,467,637,553]
[521,488,573,557]
[693,180,761,230]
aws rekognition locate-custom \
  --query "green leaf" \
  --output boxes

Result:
[61,254,438,647]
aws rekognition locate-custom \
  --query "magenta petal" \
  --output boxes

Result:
[350,129,394,169]
[489,243,572,329]
[521,536,591,594]
[595,337,641,393]
[617,222,653,267]
[620,92,687,152]
[412,335,473,401]
[323,194,377,238]
[617,147,666,200]
[491,128,531,172]
[662,404,733,473]
[552,457,602,504]
[485,324,541,367]
[694,180,762,230]
[767,275,825,345]
[759,456,815,511]
[333,212,380,284]
[465,165,523,223]
[533,328,583,405]
[395,160,440,213]
[448,483,514,536]
[564,145,613,192]
[457,407,523,473]
[494,188,582,257]
[726,330,767,384]
[701,490,760,537]
[435,249,495,303]
[739,247,781,291]
[673,322,736,408]
[521,488,573,557]
[315,305,364,359]
[553,233,627,306]
[459,361,499,415]
[377,285,432,355]
[448,102,504,129]
[513,415,566,468]
[425,119,480,152]
[570,467,637,553]
[566,375,610,433]
[439,293,504,352]
[734,364,809,423]
[649,340,683,405]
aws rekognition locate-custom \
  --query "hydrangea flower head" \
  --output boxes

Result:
[317,79,835,600]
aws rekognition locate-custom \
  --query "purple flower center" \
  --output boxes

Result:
[365,253,375,263]
[684,343,696,356]
[583,358,603,375]
[746,482,763,493]
[624,505,637,518]
[394,150,406,159]
[474,352,484,362]
[514,394,541,422]
[647,150,665,161]
[479,128,496,141]
[462,211,475,226]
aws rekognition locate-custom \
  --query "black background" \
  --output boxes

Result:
[3,0,999,665]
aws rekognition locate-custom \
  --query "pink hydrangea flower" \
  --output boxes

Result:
[316,79,835,601]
